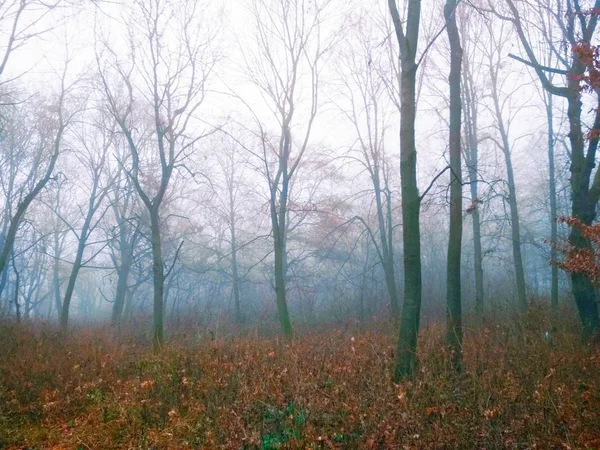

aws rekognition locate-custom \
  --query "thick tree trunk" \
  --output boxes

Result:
[567,89,600,340]
[445,0,463,372]
[388,0,422,381]
[395,66,422,381]
[269,129,293,338]
[150,206,165,350]
[503,0,599,337]
[273,231,292,338]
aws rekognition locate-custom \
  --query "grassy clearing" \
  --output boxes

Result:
[0,308,599,449]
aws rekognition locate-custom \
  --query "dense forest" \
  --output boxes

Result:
[0,0,600,448]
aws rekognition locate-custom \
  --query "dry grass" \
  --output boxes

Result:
[0,307,599,449]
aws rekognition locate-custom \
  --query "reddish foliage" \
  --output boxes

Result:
[566,39,600,139]
[588,127,600,140]
[572,41,600,97]
[0,310,599,449]
[584,7,600,17]
[556,217,600,283]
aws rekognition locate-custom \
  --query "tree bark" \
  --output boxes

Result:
[567,89,600,340]
[445,0,463,372]
[395,65,421,380]
[59,217,92,331]
[150,206,165,350]
[388,0,422,381]
[545,93,559,313]
[230,215,242,325]
[53,233,63,318]
[503,0,600,338]
[111,246,132,326]
[11,257,20,323]
[59,162,106,331]
[374,179,400,318]
[273,232,292,337]
[269,125,293,339]
[228,181,243,325]
[462,49,484,316]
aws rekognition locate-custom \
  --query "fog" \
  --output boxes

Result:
[0,0,592,337]
[5,0,600,447]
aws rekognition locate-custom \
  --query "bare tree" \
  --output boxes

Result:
[335,11,401,318]
[0,0,65,84]
[239,0,336,338]
[108,163,140,326]
[387,0,423,380]
[528,0,565,313]
[58,111,113,330]
[494,0,600,338]
[0,62,75,280]
[480,17,528,313]
[45,182,69,318]
[445,0,463,371]
[97,0,218,349]
[459,5,485,315]
[208,134,253,325]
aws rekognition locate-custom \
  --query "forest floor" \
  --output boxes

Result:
[1,307,600,449]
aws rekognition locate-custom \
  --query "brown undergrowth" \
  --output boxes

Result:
[0,307,599,449]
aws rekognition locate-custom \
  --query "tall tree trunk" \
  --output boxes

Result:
[59,245,85,330]
[503,0,600,338]
[53,239,62,318]
[0,256,8,305]
[273,227,292,338]
[490,74,527,312]
[388,0,422,382]
[230,211,243,324]
[395,65,422,380]
[462,55,484,316]
[111,248,132,326]
[13,278,20,323]
[445,0,463,372]
[60,188,97,331]
[11,258,20,323]
[270,130,293,339]
[124,287,135,321]
[374,180,400,318]
[546,93,559,313]
[359,242,370,323]
[150,205,165,350]
[567,90,600,339]
[504,148,528,312]
[469,157,484,316]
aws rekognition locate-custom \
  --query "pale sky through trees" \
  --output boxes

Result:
[0,0,586,328]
